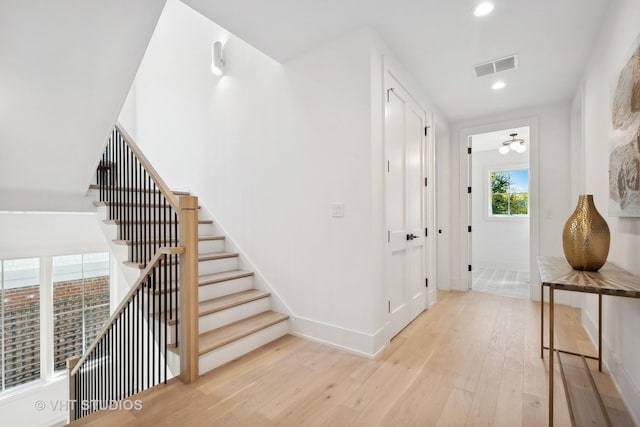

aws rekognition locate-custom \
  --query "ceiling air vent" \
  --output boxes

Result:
[473,54,519,78]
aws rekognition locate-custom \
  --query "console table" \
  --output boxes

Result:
[538,256,640,426]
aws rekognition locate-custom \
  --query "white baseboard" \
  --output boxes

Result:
[582,308,640,425]
[292,315,386,359]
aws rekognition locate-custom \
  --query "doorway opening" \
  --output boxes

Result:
[468,126,531,299]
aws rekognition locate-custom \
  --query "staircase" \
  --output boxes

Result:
[96,194,289,375]
[69,124,288,421]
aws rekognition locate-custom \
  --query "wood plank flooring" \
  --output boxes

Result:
[71,290,634,427]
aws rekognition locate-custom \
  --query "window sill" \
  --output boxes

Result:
[0,374,66,404]
[486,215,529,221]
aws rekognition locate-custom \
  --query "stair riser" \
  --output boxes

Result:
[199,276,254,300]
[199,321,289,375]
[137,316,177,346]
[199,298,271,334]
[145,292,179,315]
[115,223,212,239]
[199,257,239,275]
[199,239,225,253]
[121,238,223,259]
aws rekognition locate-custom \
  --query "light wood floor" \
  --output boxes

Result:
[71,290,633,426]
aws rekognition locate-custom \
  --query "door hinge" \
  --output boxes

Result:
[424,177,428,186]
[388,300,391,313]
[387,87,395,102]
[467,147,472,154]
[468,265,472,272]
[424,126,431,136]
[425,227,428,237]
[468,225,472,232]
[425,278,429,288]
[387,160,390,172]
[387,230,390,243]
[467,186,472,194]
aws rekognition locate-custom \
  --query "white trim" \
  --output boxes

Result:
[0,373,65,404]
[425,112,438,307]
[293,315,385,358]
[458,117,540,298]
[582,308,640,425]
[40,256,53,380]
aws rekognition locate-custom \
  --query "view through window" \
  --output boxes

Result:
[0,258,40,391]
[490,169,529,216]
[53,253,110,372]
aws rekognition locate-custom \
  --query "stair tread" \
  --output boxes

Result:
[104,219,212,225]
[89,184,189,195]
[124,251,238,269]
[198,235,225,241]
[199,252,238,261]
[198,311,289,355]
[199,270,254,286]
[113,235,224,245]
[95,201,200,209]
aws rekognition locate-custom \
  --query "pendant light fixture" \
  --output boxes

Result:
[499,133,526,155]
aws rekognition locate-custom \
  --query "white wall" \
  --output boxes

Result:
[122,0,448,356]
[0,379,67,427]
[126,0,375,354]
[471,149,529,271]
[576,0,640,421]
[450,103,572,299]
[0,213,107,259]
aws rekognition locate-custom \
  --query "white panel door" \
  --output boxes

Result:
[385,77,426,340]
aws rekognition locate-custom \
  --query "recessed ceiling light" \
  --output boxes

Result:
[492,81,506,90]
[474,2,495,17]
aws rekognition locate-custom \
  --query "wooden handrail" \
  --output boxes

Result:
[114,122,181,213]
[70,246,184,376]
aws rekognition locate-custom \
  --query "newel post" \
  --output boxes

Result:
[67,356,79,423]
[179,195,199,384]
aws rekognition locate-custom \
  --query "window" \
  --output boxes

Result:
[53,253,110,372]
[0,251,110,395]
[0,258,40,391]
[489,168,529,216]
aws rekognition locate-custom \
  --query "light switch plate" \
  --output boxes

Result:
[331,203,344,217]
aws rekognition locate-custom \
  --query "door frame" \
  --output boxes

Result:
[382,58,437,340]
[457,117,540,299]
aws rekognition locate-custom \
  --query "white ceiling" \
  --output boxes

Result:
[0,0,166,203]
[181,0,610,122]
[471,126,529,152]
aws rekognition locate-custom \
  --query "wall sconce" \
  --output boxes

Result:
[211,41,225,76]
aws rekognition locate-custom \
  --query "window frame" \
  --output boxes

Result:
[486,164,530,219]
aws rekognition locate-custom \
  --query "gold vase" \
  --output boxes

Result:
[562,195,610,271]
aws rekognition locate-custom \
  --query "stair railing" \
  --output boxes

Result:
[68,247,183,421]
[97,124,180,265]
[67,124,199,422]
